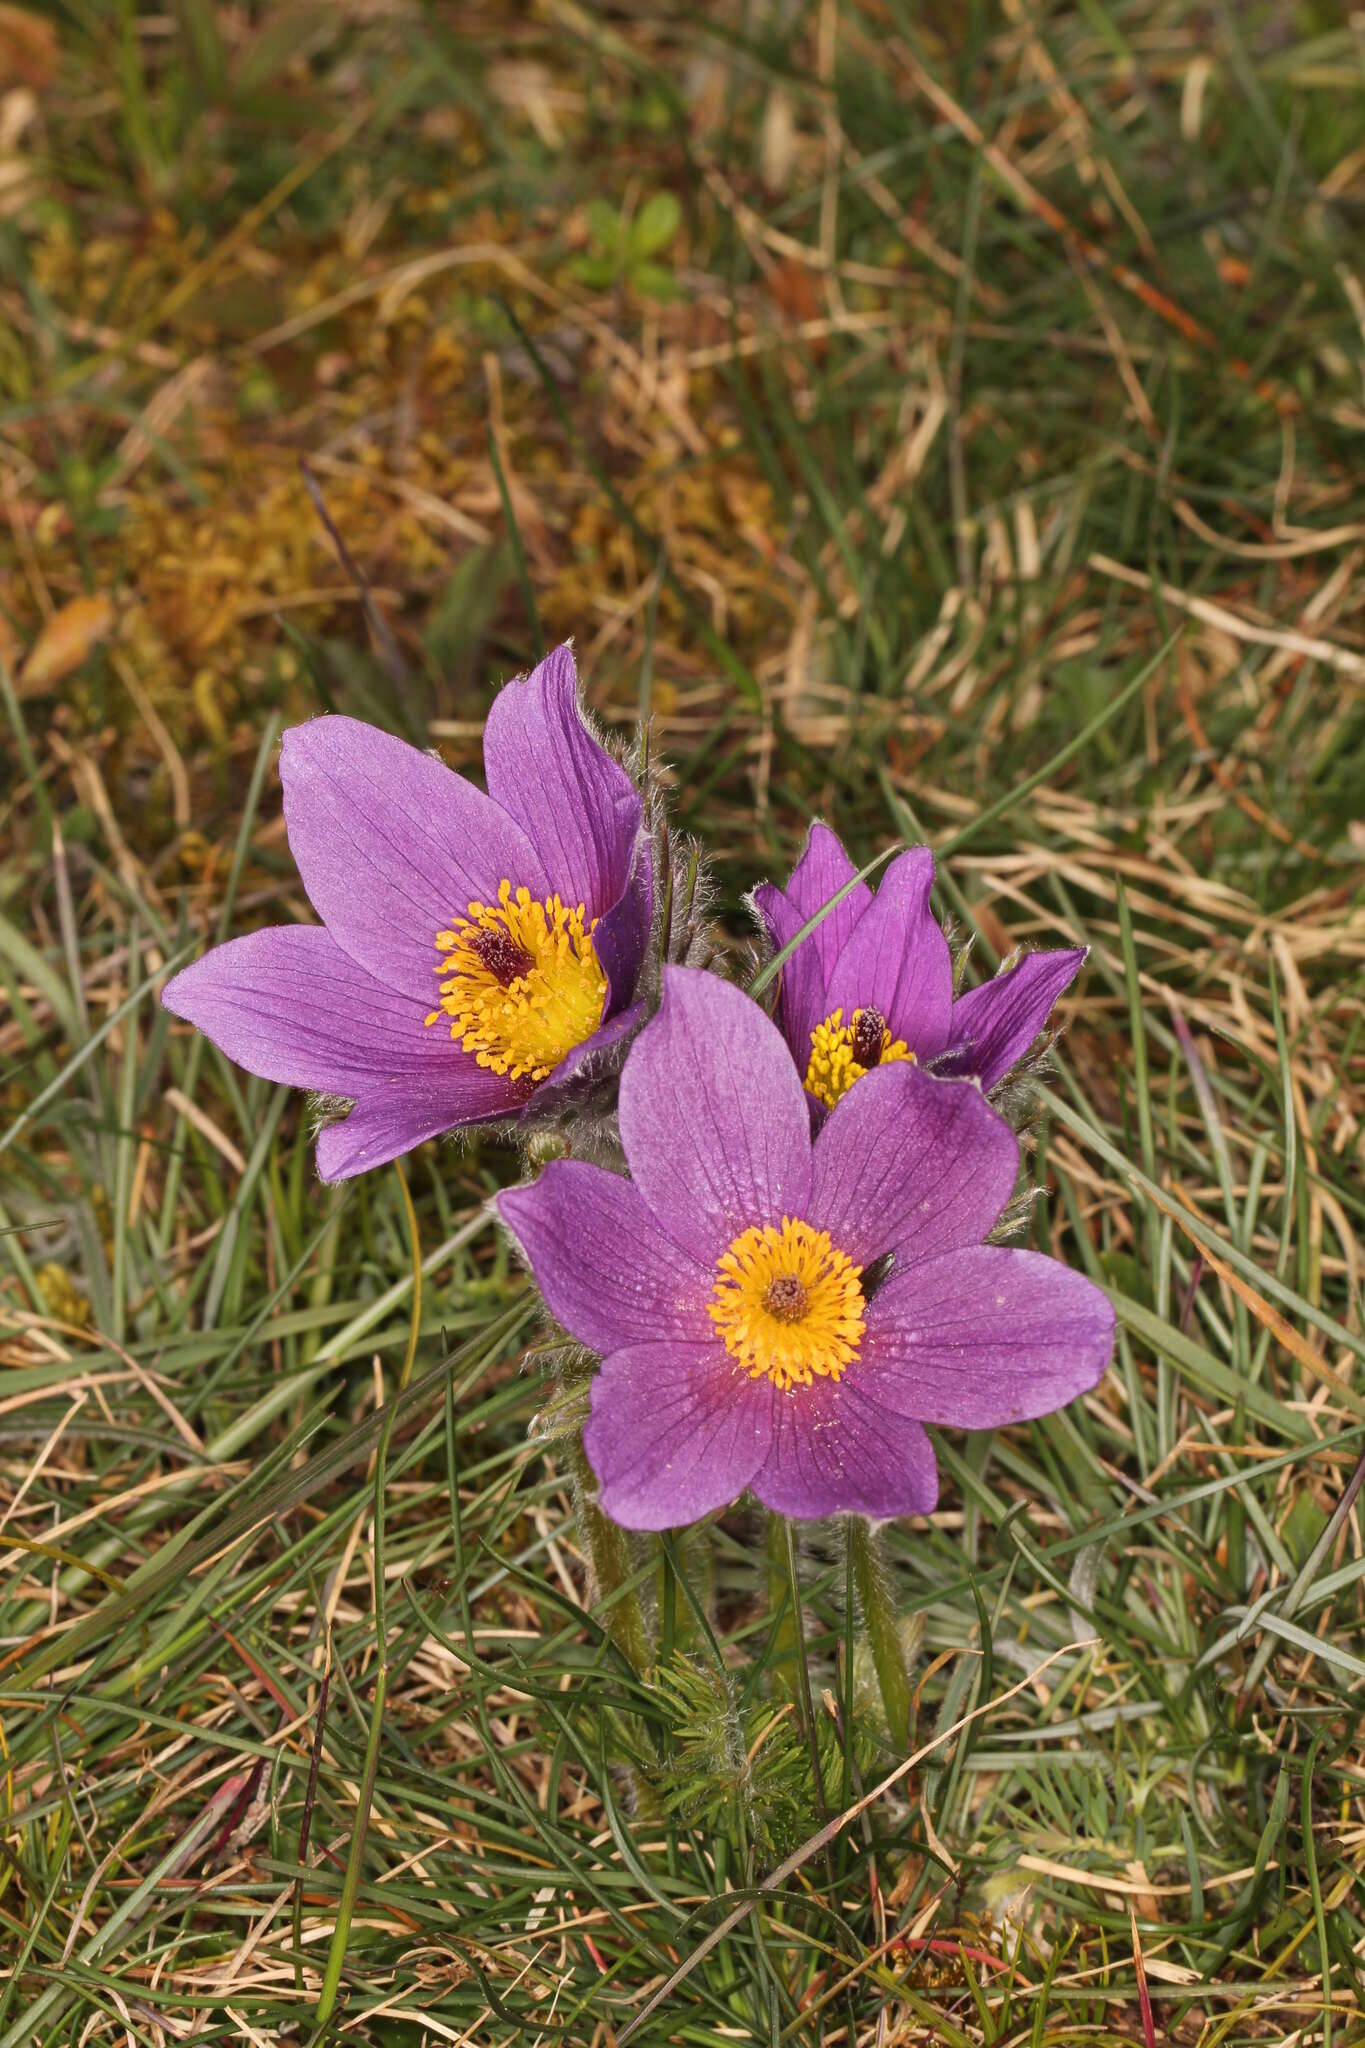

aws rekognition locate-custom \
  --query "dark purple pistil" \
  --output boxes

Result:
[765,1273,809,1323]
[469,925,535,987]
[851,1006,886,1067]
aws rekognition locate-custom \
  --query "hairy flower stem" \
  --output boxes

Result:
[570,1434,653,1677]
[777,1517,829,1824]
[848,1517,912,1748]
[765,1512,801,1700]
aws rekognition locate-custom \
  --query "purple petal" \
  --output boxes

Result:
[162,925,468,1090]
[752,822,871,1061]
[280,715,550,998]
[591,836,654,1018]
[786,822,872,951]
[811,1063,1018,1267]
[163,926,387,1093]
[862,1246,1115,1428]
[162,926,521,1182]
[481,644,644,921]
[617,967,812,1264]
[583,1340,773,1530]
[315,1074,514,1181]
[752,1379,939,1520]
[750,881,828,1072]
[498,1162,712,1354]
[823,846,953,1058]
[944,948,1087,1090]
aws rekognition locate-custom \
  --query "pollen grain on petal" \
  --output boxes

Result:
[709,1217,864,1392]
[427,879,608,1084]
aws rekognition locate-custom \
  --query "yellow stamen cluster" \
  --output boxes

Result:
[804,1006,914,1110]
[426,880,607,1083]
[709,1218,865,1392]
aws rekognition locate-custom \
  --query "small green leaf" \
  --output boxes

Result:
[1099,1250,1148,1307]
[570,255,619,290]
[630,189,681,256]
[585,198,622,252]
[630,260,682,302]
[424,541,516,679]
[1281,1490,1329,1570]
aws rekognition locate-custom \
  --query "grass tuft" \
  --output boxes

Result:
[1,3,1363,2041]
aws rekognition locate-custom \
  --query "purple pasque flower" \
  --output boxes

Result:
[162,645,653,1182]
[752,823,1085,1119]
[497,967,1114,1530]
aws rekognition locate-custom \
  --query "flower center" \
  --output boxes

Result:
[804,1004,915,1110]
[708,1217,865,1392]
[425,880,608,1084]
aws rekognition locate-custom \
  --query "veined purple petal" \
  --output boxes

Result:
[823,845,953,1058]
[618,967,812,1264]
[498,1162,712,1354]
[753,1379,938,1521]
[591,836,654,1019]
[482,644,643,922]
[583,1339,773,1530]
[945,947,1087,1090]
[750,881,828,1072]
[810,1063,1017,1268]
[785,821,872,956]
[163,926,382,1093]
[752,822,872,1064]
[280,715,550,999]
[316,1073,515,1181]
[862,1246,1114,1428]
[162,926,522,1182]
[162,925,461,1091]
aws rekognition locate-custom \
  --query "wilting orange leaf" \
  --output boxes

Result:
[20,594,116,690]
[0,5,58,88]
[768,258,822,330]
[0,608,20,676]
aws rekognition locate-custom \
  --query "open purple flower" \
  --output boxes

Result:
[498,967,1113,1529]
[162,645,652,1181]
[752,824,1085,1118]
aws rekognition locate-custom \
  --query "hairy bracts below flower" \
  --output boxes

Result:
[161,645,653,1181]
[752,823,1085,1118]
[497,966,1115,1529]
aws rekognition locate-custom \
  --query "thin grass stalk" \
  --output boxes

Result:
[310,1160,420,2031]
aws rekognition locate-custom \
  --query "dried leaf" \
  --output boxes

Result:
[20,594,116,691]
[0,606,21,675]
[0,6,57,89]
[760,87,797,194]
